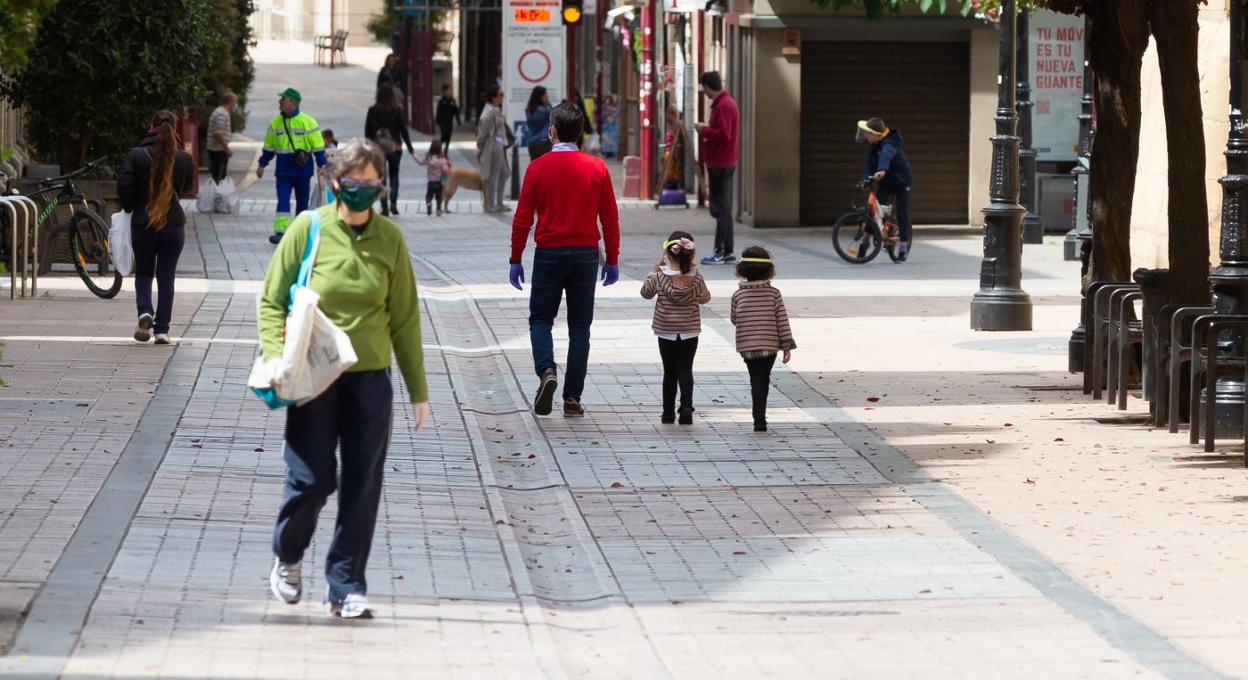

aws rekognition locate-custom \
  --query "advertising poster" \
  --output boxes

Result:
[1030,9,1085,162]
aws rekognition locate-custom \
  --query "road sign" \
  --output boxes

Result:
[503,0,565,124]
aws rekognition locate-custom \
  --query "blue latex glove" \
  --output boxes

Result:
[509,263,525,290]
[600,264,619,287]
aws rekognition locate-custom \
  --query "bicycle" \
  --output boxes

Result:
[18,157,121,298]
[831,180,907,265]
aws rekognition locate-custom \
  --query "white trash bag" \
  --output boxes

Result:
[108,210,134,276]
[214,177,240,214]
[197,180,217,213]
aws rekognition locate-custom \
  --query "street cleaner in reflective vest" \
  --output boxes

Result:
[257,88,328,244]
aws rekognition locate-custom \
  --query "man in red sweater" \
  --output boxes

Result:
[510,102,621,417]
[694,71,740,265]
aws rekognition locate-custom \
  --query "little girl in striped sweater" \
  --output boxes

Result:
[731,246,796,432]
[641,231,711,424]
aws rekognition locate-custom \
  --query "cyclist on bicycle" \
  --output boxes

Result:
[857,118,913,262]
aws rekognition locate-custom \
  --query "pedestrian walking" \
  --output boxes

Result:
[524,86,553,160]
[365,84,417,216]
[415,139,451,216]
[436,84,461,149]
[377,53,405,101]
[730,246,795,432]
[206,92,237,183]
[858,117,914,261]
[566,86,595,141]
[510,102,620,417]
[640,231,710,425]
[117,110,195,345]
[258,138,430,620]
[694,71,740,265]
[257,88,329,244]
[476,85,513,212]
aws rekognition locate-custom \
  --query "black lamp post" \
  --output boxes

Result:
[1207,0,1248,436]
[1067,16,1094,372]
[971,0,1033,332]
[1017,8,1043,245]
[1064,25,1094,262]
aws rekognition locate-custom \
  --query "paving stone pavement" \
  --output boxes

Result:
[1,200,1225,678]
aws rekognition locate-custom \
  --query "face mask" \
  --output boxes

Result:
[337,185,383,212]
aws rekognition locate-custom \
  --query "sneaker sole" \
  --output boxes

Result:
[534,376,557,416]
[134,316,154,342]
[563,409,585,418]
[269,570,301,605]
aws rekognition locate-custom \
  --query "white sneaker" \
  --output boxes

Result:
[269,558,302,604]
[134,313,154,342]
[154,333,171,345]
[329,592,373,619]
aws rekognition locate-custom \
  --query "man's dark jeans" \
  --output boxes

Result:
[529,246,599,401]
[708,166,735,255]
[131,222,185,334]
[208,150,229,183]
[273,369,392,602]
[876,184,913,243]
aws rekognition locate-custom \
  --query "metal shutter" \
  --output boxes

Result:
[800,40,970,225]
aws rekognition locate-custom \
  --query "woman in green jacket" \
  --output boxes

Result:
[257,138,429,619]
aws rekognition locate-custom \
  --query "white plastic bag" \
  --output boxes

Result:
[584,133,602,154]
[214,177,239,214]
[197,180,217,213]
[246,210,356,408]
[108,210,134,276]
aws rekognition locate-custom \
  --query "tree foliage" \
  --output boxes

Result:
[3,0,217,170]
[0,0,59,72]
[197,0,257,133]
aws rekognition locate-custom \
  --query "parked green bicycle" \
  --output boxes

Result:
[18,157,122,298]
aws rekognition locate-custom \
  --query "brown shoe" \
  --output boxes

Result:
[563,398,585,418]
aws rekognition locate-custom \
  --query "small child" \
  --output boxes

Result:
[641,231,711,425]
[319,130,340,205]
[415,140,452,216]
[730,246,796,432]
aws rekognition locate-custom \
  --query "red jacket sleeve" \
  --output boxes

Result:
[511,163,538,263]
[598,163,620,265]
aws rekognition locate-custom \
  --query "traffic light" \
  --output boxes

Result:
[562,0,583,25]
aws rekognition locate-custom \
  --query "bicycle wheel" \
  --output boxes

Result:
[70,209,122,299]
[832,212,882,264]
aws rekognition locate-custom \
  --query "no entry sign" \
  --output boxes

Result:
[503,0,565,125]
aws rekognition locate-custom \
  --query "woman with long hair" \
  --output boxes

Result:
[475,84,511,212]
[117,110,195,344]
[364,84,416,216]
[524,86,552,160]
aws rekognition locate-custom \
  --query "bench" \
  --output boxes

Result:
[314,30,348,68]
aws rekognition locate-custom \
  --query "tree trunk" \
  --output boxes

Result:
[1149,0,1211,306]
[1087,0,1150,283]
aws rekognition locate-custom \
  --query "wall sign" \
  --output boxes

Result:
[503,0,565,125]
[1030,9,1084,162]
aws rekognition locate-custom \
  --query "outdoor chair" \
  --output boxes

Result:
[314,30,348,67]
[1158,304,1214,431]
[1187,314,1248,448]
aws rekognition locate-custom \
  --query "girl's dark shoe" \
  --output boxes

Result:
[390,198,399,214]
[753,422,768,432]
[427,202,433,216]
[678,406,694,425]
[661,410,676,424]
[381,206,391,217]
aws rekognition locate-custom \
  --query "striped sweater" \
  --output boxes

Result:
[640,271,711,336]
[730,280,796,354]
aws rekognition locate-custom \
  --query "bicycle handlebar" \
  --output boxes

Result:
[38,156,110,185]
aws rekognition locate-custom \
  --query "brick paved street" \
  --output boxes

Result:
[1,55,1245,679]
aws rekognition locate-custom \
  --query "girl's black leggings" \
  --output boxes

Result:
[658,337,699,411]
[744,353,777,426]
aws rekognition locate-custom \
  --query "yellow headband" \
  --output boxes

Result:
[664,238,695,252]
[739,257,773,263]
